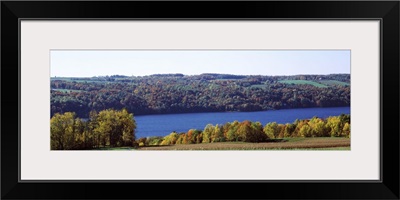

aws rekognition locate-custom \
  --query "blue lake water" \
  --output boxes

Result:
[134,107,350,138]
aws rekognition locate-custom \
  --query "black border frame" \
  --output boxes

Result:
[16,24,380,183]
[2,1,399,199]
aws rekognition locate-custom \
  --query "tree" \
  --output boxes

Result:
[202,124,214,143]
[73,118,86,149]
[277,124,285,138]
[237,121,251,141]
[247,122,268,142]
[93,109,136,147]
[175,134,185,144]
[326,116,342,137]
[284,123,295,138]
[264,122,279,139]
[225,121,240,141]
[211,125,225,142]
[339,114,350,124]
[299,124,312,137]
[308,117,328,137]
[50,112,87,150]
[294,120,308,137]
[186,129,202,144]
[88,110,100,148]
[343,122,350,138]
[147,136,163,146]
[161,132,179,145]
[119,109,136,146]
[51,112,76,150]
[137,137,147,147]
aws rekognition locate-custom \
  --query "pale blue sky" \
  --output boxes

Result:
[50,50,350,77]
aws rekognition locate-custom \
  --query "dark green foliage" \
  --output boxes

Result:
[284,123,296,138]
[246,121,268,142]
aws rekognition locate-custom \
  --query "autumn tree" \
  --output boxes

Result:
[146,136,164,146]
[236,121,252,141]
[175,134,185,144]
[50,112,77,150]
[293,120,308,137]
[92,108,136,147]
[202,124,214,143]
[277,124,285,138]
[211,125,225,142]
[326,116,342,137]
[343,122,350,138]
[308,117,328,137]
[225,121,240,141]
[187,129,202,144]
[299,123,312,137]
[160,132,179,145]
[263,122,279,139]
[73,118,87,149]
[247,122,268,142]
[284,123,296,138]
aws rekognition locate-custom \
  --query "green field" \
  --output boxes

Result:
[51,77,107,83]
[250,84,269,89]
[318,80,350,86]
[278,80,328,88]
[95,137,350,151]
[51,89,83,93]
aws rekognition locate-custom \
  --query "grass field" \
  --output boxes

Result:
[278,80,328,88]
[318,80,350,86]
[136,137,350,150]
[52,88,83,93]
[250,84,269,89]
[51,77,107,83]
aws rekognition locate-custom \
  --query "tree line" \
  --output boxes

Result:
[51,108,350,150]
[50,109,136,150]
[51,74,350,118]
[138,114,351,147]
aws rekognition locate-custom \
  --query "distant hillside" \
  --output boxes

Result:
[51,73,350,118]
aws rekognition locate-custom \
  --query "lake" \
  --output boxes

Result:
[134,106,350,138]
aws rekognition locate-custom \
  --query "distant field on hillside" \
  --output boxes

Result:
[250,84,269,89]
[51,88,83,93]
[318,80,350,86]
[51,77,108,83]
[279,80,328,88]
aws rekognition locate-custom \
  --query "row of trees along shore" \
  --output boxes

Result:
[50,109,350,150]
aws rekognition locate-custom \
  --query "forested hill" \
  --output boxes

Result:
[51,73,350,118]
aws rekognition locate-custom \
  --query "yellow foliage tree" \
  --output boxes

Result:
[50,112,76,150]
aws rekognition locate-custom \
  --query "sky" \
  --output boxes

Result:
[50,50,350,77]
